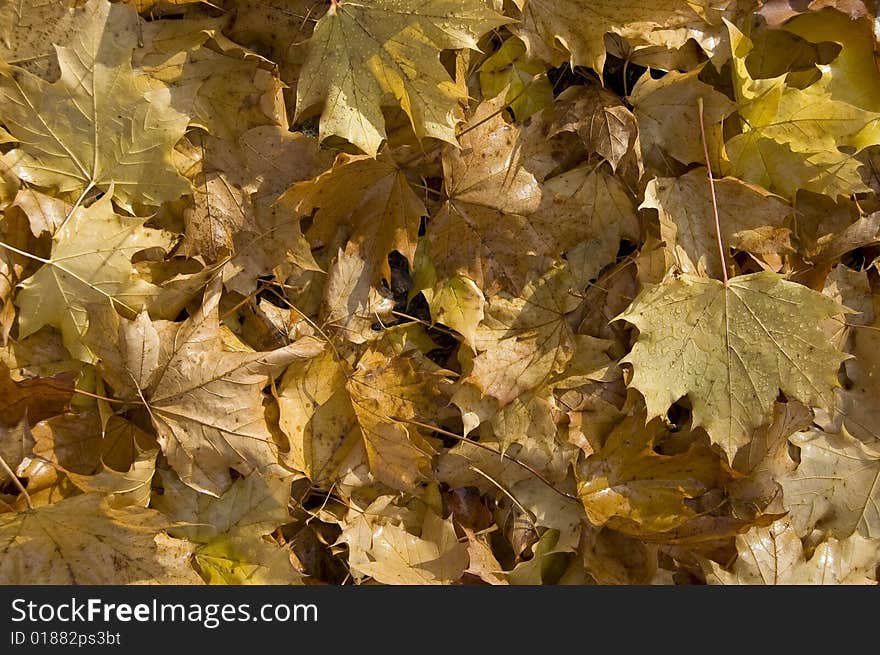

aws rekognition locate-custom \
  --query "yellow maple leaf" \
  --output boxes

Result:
[294,0,510,156]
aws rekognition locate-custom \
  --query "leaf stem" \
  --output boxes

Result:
[697,97,729,286]
[0,239,50,265]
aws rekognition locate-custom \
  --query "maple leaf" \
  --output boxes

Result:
[722,20,880,199]
[780,427,880,539]
[513,0,736,73]
[0,0,137,79]
[423,95,638,296]
[576,407,727,537]
[11,188,71,238]
[704,516,880,584]
[14,193,175,362]
[278,337,452,493]
[727,401,811,514]
[338,495,468,584]
[154,471,302,584]
[280,152,425,285]
[549,83,639,173]
[478,36,554,122]
[466,264,580,406]
[0,418,33,486]
[66,448,158,509]
[0,494,203,584]
[211,126,332,295]
[642,168,793,278]
[135,16,286,142]
[629,66,734,169]
[294,0,510,156]
[84,278,323,496]
[420,274,485,350]
[221,0,324,99]
[0,0,190,208]
[617,272,848,459]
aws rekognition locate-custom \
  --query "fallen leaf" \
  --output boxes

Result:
[617,272,848,459]
[0,362,76,427]
[339,495,468,584]
[0,0,190,208]
[576,408,727,537]
[15,193,175,362]
[704,516,880,584]
[295,0,509,155]
[643,168,793,278]
[85,278,322,495]
[0,493,203,584]
[781,426,880,539]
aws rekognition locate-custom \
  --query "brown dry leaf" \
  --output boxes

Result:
[281,152,425,286]
[0,0,136,79]
[617,271,849,460]
[0,419,33,486]
[220,0,323,101]
[728,401,811,515]
[704,516,880,584]
[0,0,189,208]
[550,84,640,172]
[339,495,468,585]
[181,171,251,262]
[0,362,76,427]
[576,407,727,537]
[10,189,71,237]
[513,0,738,73]
[781,426,880,539]
[14,193,176,362]
[643,168,793,278]
[136,16,285,142]
[578,525,659,585]
[26,412,104,476]
[629,65,735,169]
[152,465,304,585]
[0,493,203,584]
[219,126,331,295]
[425,95,548,296]
[85,278,322,496]
[462,526,508,585]
[279,338,452,493]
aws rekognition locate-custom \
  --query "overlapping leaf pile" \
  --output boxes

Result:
[0,0,878,585]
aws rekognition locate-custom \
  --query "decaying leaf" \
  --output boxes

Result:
[85,278,322,496]
[294,0,510,155]
[781,427,880,539]
[0,0,190,207]
[15,193,175,362]
[704,516,880,584]
[0,494,203,584]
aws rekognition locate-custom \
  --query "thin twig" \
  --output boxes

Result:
[0,452,33,511]
[697,97,729,286]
